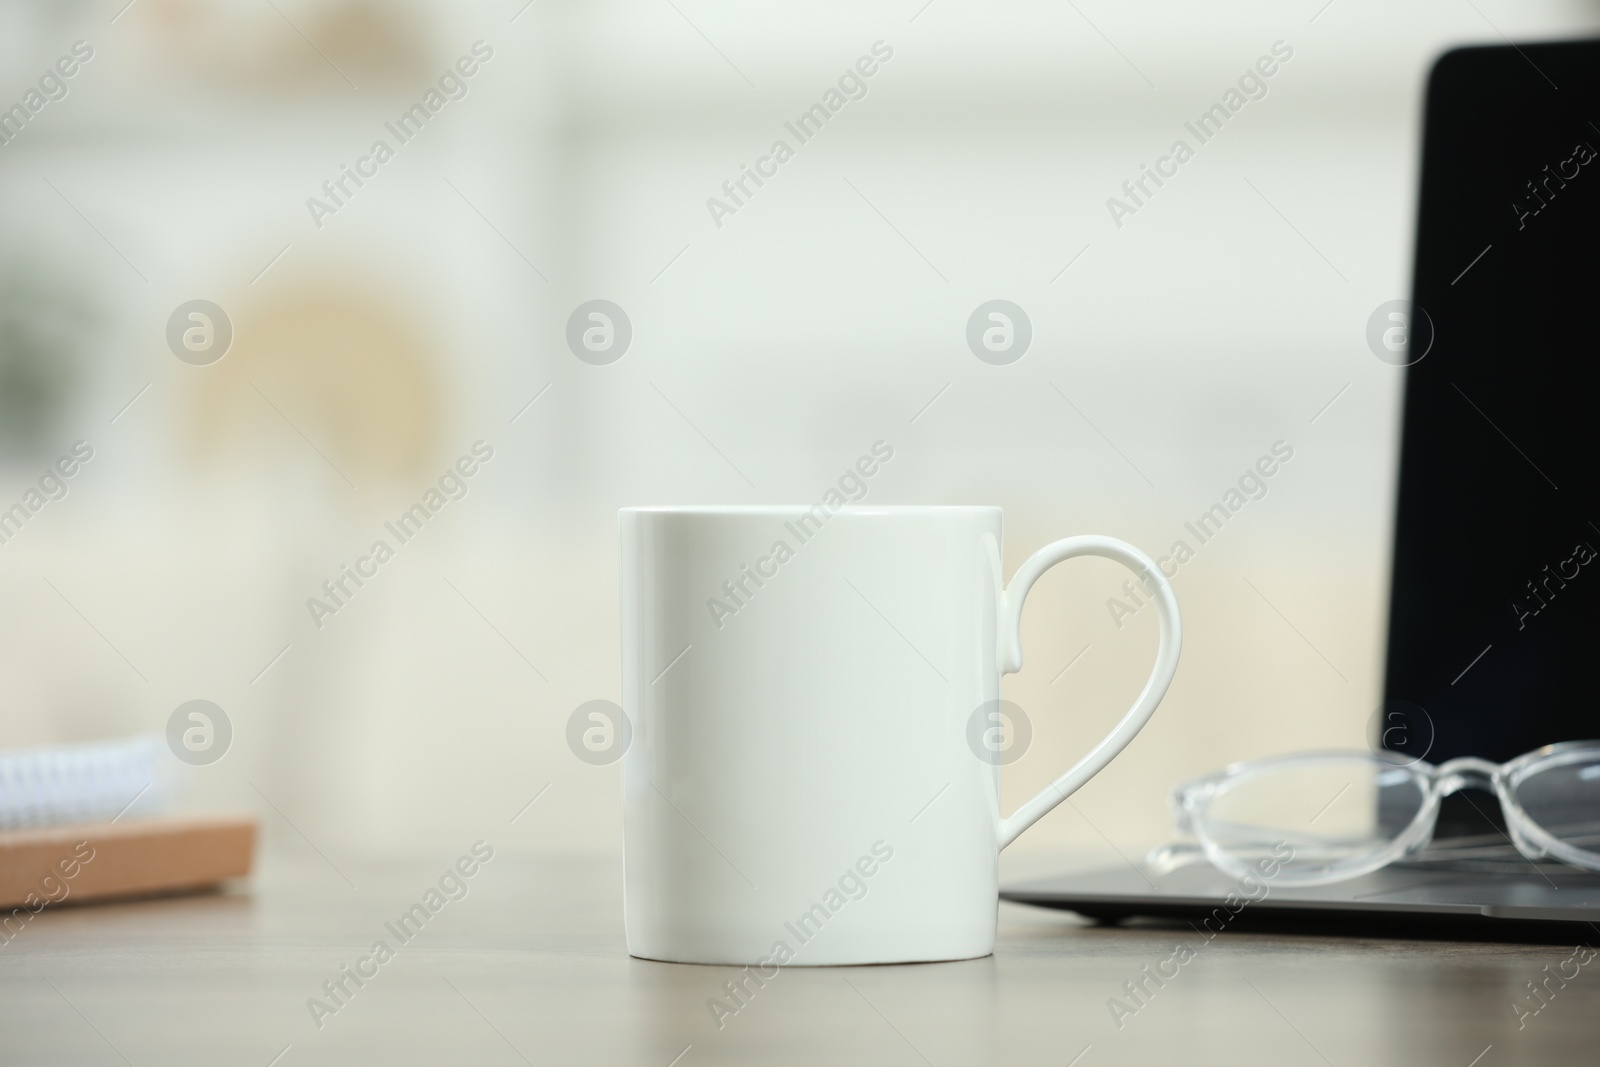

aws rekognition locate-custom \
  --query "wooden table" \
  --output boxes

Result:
[1,851,1594,1065]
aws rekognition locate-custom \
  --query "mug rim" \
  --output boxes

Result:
[620,505,1001,516]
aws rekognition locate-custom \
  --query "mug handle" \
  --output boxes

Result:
[995,535,1182,849]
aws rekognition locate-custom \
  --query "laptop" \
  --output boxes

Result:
[1002,38,1600,931]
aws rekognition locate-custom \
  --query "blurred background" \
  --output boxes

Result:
[2,0,1597,876]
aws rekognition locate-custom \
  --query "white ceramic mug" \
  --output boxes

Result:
[620,506,1180,965]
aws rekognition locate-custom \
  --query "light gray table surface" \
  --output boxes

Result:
[1,849,1595,1066]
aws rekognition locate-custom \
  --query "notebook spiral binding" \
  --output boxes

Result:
[0,735,173,831]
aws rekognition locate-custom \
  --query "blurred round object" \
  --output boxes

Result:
[0,258,96,457]
[190,285,440,485]
[125,0,433,95]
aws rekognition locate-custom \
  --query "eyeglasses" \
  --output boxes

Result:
[1152,742,1600,886]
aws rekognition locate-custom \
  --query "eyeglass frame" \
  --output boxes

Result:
[1169,741,1600,886]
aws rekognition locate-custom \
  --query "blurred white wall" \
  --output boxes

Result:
[1,0,1596,872]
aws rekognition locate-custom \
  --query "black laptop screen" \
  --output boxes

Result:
[1383,40,1600,769]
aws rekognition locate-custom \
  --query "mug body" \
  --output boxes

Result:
[621,506,1004,965]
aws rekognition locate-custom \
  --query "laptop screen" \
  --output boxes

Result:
[1384,40,1600,779]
